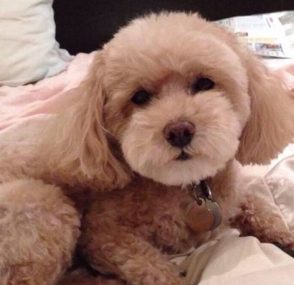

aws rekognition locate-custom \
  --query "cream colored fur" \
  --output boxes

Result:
[0,12,293,285]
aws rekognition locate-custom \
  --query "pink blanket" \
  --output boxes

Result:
[0,52,95,131]
[0,53,293,133]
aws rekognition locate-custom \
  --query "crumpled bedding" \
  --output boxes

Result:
[0,52,95,131]
[178,234,294,285]
[0,53,294,284]
[266,144,294,232]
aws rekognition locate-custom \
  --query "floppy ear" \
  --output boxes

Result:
[45,52,131,190]
[237,53,294,164]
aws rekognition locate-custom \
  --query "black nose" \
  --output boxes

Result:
[164,121,195,148]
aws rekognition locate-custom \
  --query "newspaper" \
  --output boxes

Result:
[216,11,294,58]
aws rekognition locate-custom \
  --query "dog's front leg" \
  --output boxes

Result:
[230,194,294,252]
[0,179,80,285]
[80,223,185,285]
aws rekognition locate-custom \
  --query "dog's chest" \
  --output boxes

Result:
[109,184,201,253]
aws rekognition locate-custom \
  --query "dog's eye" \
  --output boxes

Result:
[131,89,152,105]
[191,77,214,94]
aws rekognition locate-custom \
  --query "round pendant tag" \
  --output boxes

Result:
[185,200,222,233]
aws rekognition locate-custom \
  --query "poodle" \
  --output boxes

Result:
[0,12,294,285]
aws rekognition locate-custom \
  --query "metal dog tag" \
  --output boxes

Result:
[185,181,222,233]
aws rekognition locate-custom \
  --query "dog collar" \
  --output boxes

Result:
[185,180,222,232]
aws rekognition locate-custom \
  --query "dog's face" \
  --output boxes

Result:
[100,13,251,186]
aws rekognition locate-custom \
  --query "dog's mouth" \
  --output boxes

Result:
[176,151,191,161]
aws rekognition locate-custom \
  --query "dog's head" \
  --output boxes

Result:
[51,12,294,189]
[101,13,250,186]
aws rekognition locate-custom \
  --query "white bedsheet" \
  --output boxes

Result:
[181,234,294,285]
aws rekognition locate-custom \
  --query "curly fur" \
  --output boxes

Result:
[230,197,294,248]
[0,12,293,285]
[0,180,80,285]
[78,177,220,285]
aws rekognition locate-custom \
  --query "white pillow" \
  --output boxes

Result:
[0,0,72,87]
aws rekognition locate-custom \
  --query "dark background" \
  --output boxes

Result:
[53,0,294,54]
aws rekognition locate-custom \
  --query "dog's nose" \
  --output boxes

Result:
[164,121,195,148]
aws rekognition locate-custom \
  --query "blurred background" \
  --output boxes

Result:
[53,0,294,54]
